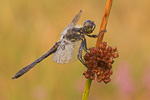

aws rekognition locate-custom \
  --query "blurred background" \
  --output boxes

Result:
[0,0,150,100]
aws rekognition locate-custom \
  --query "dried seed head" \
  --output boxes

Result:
[103,42,107,47]
[83,42,119,84]
[112,47,117,52]
[90,75,95,80]
[113,53,119,58]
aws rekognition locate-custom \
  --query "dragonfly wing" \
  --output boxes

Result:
[52,39,81,64]
[68,41,81,62]
[61,10,82,36]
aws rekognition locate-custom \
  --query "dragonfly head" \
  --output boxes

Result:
[83,20,96,34]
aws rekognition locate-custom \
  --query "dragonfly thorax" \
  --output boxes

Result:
[64,30,83,42]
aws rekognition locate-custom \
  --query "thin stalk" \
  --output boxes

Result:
[96,0,113,47]
[82,0,113,100]
[82,78,92,100]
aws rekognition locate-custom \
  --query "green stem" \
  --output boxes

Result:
[82,78,92,100]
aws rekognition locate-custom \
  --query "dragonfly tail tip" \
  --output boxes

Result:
[12,76,16,79]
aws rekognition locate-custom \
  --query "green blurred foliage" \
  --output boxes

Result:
[0,0,150,100]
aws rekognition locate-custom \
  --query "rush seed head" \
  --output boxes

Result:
[83,42,119,84]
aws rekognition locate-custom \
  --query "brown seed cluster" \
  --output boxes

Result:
[83,42,119,84]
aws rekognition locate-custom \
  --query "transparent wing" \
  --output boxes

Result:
[52,39,81,64]
[67,40,81,62]
[61,10,82,36]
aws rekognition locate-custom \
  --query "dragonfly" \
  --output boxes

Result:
[12,10,106,79]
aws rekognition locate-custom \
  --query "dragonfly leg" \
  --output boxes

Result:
[77,42,94,75]
[82,36,91,53]
[86,29,107,38]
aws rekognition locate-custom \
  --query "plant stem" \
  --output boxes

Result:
[82,0,113,100]
[82,78,92,100]
[95,0,113,48]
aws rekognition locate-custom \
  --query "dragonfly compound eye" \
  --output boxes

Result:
[83,20,96,34]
